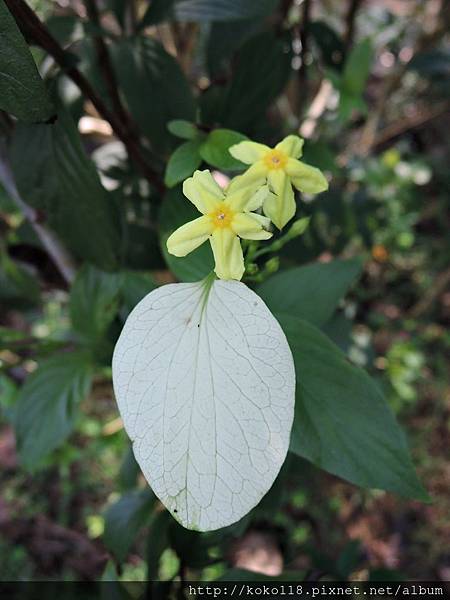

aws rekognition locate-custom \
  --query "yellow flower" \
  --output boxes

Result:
[229,135,328,230]
[166,170,273,281]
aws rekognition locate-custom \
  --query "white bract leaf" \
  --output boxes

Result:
[112,278,295,531]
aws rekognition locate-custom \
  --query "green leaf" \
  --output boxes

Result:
[164,140,202,187]
[146,510,172,580]
[103,489,155,562]
[167,119,199,140]
[0,252,40,306]
[221,32,292,131]
[206,19,259,77]
[70,264,122,342]
[174,0,278,21]
[0,2,55,122]
[0,374,17,423]
[257,258,363,327]
[10,108,121,271]
[342,38,373,96]
[309,21,345,71]
[14,352,93,470]
[118,446,141,491]
[199,129,247,170]
[106,0,127,28]
[159,187,214,282]
[120,271,157,316]
[45,15,80,46]
[112,37,196,151]
[279,315,428,500]
[140,0,177,27]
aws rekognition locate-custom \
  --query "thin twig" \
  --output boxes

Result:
[4,0,164,193]
[0,146,76,284]
[373,103,450,148]
[297,0,311,117]
[343,0,364,57]
[83,0,130,127]
[408,266,450,319]
[358,2,449,156]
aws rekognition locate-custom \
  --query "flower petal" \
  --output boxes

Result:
[227,162,267,195]
[210,229,244,280]
[286,159,329,194]
[250,212,272,229]
[276,135,304,159]
[229,141,269,164]
[227,183,270,213]
[183,170,224,214]
[231,213,272,241]
[265,170,296,229]
[166,216,213,257]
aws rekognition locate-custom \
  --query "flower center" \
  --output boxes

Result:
[210,204,234,229]
[263,149,287,170]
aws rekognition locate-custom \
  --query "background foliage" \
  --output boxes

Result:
[0,0,449,588]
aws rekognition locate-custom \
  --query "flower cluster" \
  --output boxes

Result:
[166,135,328,281]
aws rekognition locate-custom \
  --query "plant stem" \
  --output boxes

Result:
[0,145,76,284]
[83,0,130,127]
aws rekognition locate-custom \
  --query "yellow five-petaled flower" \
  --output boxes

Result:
[229,135,329,230]
[166,170,273,281]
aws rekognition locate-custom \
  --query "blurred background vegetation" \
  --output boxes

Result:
[0,0,449,587]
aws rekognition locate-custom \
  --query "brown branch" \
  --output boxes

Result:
[297,0,311,116]
[0,146,76,284]
[358,2,450,156]
[343,0,364,57]
[408,266,450,319]
[373,102,450,148]
[4,0,164,193]
[83,0,130,127]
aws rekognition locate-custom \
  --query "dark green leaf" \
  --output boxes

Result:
[120,271,157,316]
[112,37,196,151]
[221,32,292,131]
[342,38,373,96]
[14,352,93,470]
[103,489,155,562]
[124,223,162,271]
[10,108,121,271]
[199,129,247,170]
[146,510,172,580]
[159,187,214,282]
[118,446,141,491]
[168,524,214,569]
[279,315,428,500]
[174,0,278,22]
[70,264,122,342]
[0,253,40,306]
[165,140,202,187]
[0,2,55,122]
[302,140,337,174]
[45,15,79,46]
[0,374,17,423]
[106,0,127,28]
[167,119,199,140]
[206,19,259,76]
[309,21,345,71]
[140,0,177,28]
[257,258,363,327]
